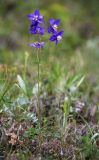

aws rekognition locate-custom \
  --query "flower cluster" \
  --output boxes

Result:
[48,18,64,45]
[28,9,45,35]
[28,9,64,48]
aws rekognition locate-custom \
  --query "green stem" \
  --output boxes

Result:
[36,49,41,128]
[24,52,29,81]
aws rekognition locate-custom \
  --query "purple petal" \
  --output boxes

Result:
[29,26,37,34]
[38,19,44,24]
[39,15,44,19]
[30,30,37,34]
[50,18,54,25]
[53,31,58,35]
[27,14,34,21]
[50,35,56,41]
[38,26,45,35]
[34,9,40,16]
[40,42,45,47]
[58,30,64,36]
[48,26,54,33]
[31,20,38,26]
[29,42,45,48]
[54,19,60,25]
[29,43,36,47]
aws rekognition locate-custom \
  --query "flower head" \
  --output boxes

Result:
[49,30,64,45]
[30,24,45,35]
[48,18,60,34]
[29,42,45,48]
[28,9,44,25]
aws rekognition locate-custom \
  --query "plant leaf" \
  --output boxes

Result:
[17,75,27,94]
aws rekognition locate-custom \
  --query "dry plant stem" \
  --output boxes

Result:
[78,114,93,137]
[36,49,41,128]
[7,145,13,160]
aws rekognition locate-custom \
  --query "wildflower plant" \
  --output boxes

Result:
[27,9,64,128]
[28,9,45,129]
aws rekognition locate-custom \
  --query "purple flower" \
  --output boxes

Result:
[48,18,60,34]
[28,9,44,25]
[30,24,45,35]
[29,42,45,48]
[49,30,64,45]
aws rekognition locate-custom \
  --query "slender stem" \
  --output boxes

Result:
[24,52,29,81]
[36,49,41,128]
[36,48,43,151]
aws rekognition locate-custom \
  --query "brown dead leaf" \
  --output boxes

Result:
[90,105,97,117]
[9,138,17,145]
[6,132,23,146]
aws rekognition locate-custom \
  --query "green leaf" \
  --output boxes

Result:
[63,99,67,114]
[17,75,27,94]
[76,75,85,88]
